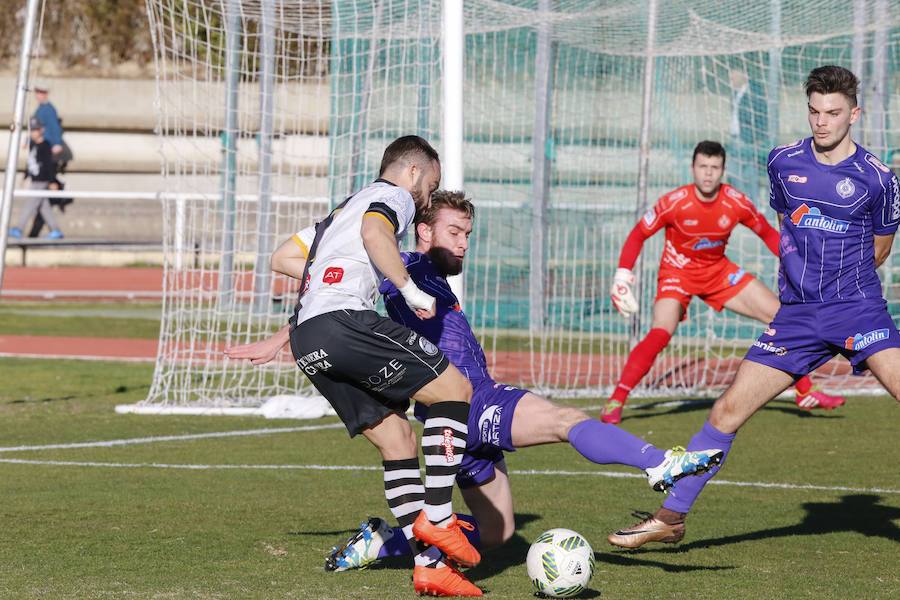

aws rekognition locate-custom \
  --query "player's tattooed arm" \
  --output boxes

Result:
[874,233,895,268]
[225,324,290,365]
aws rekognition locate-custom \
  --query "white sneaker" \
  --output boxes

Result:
[324,517,394,572]
[645,446,724,492]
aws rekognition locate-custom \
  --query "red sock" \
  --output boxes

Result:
[794,375,813,395]
[611,328,672,403]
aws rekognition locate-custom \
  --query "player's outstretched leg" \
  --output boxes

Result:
[602,328,672,424]
[793,375,845,410]
[520,395,723,492]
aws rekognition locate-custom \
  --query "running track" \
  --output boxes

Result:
[0,266,868,389]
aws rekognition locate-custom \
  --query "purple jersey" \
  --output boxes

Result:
[768,137,900,304]
[380,252,490,384]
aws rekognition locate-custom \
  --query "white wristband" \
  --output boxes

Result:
[398,279,435,311]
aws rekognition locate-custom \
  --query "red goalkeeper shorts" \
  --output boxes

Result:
[655,258,755,315]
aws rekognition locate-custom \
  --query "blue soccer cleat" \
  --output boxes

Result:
[8,227,22,239]
[645,446,724,493]
[324,516,394,572]
[46,229,64,240]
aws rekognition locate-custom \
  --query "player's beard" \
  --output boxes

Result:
[427,247,463,276]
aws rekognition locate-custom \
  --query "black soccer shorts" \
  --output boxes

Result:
[290,309,449,436]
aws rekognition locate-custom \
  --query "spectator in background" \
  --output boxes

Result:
[8,118,63,240]
[729,68,769,199]
[33,81,72,171]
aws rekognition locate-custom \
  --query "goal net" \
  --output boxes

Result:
[138,0,900,412]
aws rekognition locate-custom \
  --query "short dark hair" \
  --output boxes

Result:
[692,140,726,165]
[379,135,440,176]
[415,190,475,241]
[805,65,859,107]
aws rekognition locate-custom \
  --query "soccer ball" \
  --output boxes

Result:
[526,528,594,598]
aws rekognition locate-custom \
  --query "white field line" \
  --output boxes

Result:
[0,423,344,453]
[2,423,898,496]
[0,458,897,495]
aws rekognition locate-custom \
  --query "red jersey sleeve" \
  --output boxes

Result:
[636,195,670,237]
[617,194,671,269]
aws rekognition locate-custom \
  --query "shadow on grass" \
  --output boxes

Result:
[626,494,899,555]
[597,550,735,573]
[626,397,842,421]
[10,395,77,404]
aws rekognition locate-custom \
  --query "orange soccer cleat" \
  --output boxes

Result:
[413,564,483,597]
[412,512,481,568]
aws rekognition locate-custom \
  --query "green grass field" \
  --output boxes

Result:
[2,357,898,599]
[1,302,898,599]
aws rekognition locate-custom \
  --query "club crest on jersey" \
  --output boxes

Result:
[692,237,725,250]
[844,328,889,351]
[787,175,807,183]
[718,215,731,228]
[835,177,855,198]
[790,204,849,233]
[418,336,439,356]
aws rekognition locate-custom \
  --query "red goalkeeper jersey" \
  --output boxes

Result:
[625,183,778,273]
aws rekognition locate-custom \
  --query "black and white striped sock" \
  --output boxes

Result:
[421,401,469,525]
[383,458,424,543]
[383,457,445,568]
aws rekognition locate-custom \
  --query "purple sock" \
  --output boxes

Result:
[568,419,666,470]
[377,513,480,558]
[663,421,736,514]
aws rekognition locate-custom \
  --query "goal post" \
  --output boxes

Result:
[134,0,900,414]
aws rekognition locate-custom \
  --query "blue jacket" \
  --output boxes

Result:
[34,102,63,147]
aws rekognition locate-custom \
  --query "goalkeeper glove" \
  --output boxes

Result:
[399,279,436,314]
[610,268,638,318]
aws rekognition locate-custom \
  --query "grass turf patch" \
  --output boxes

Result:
[1,358,898,599]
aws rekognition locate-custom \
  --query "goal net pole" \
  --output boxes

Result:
[630,0,659,347]
[0,0,42,290]
[443,0,465,305]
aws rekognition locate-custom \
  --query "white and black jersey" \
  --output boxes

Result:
[291,179,415,326]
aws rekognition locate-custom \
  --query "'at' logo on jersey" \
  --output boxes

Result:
[692,237,725,250]
[790,204,849,233]
[322,266,344,284]
[844,328,889,351]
